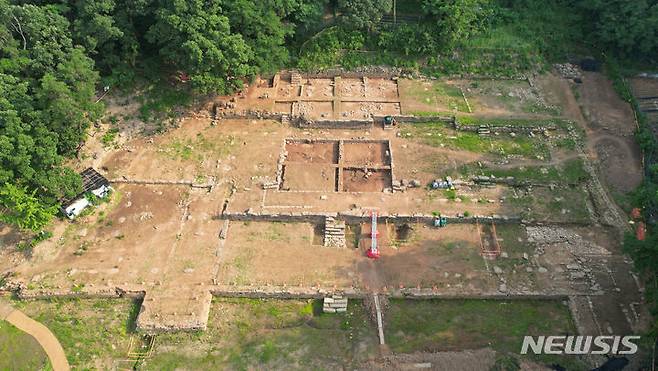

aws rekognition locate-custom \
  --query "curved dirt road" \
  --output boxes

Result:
[0,300,70,371]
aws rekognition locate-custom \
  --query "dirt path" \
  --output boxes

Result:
[0,300,70,371]
[546,73,636,226]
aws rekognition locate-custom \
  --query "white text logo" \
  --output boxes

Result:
[520,336,640,355]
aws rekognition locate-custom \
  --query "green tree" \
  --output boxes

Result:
[422,0,491,49]
[224,0,292,74]
[2,2,101,156]
[0,183,58,232]
[0,1,87,223]
[72,0,124,55]
[336,0,392,30]
[147,0,254,93]
[579,0,658,60]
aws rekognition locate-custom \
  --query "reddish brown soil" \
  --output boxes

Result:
[342,142,390,166]
[282,163,336,192]
[343,169,392,192]
[286,141,338,164]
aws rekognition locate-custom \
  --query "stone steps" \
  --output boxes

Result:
[324,217,346,248]
[323,295,348,313]
[291,72,302,86]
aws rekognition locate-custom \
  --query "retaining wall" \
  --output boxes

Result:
[297,117,374,129]
[281,68,403,80]
[7,285,581,303]
[220,210,521,226]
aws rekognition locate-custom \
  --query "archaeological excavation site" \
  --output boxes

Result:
[1,68,654,370]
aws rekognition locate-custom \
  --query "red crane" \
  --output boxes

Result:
[366,211,380,259]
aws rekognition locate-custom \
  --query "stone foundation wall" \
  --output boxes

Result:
[280,68,403,80]
[297,117,374,129]
[220,210,521,226]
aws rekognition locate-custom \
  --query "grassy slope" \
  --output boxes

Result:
[386,299,588,370]
[14,298,141,369]
[0,320,51,370]
[457,158,589,185]
[400,122,550,159]
[142,298,378,370]
[5,297,590,369]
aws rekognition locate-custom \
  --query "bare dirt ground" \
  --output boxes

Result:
[286,141,337,163]
[0,71,650,369]
[556,72,644,194]
[343,141,390,166]
[211,221,618,300]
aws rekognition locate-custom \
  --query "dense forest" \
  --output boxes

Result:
[1,0,657,330]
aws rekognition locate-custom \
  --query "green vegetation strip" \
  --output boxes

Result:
[457,158,589,185]
[143,298,378,370]
[14,298,140,369]
[0,320,51,370]
[8,297,596,370]
[401,122,549,159]
[386,298,588,370]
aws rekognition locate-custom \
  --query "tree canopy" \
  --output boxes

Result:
[0,0,94,226]
[337,0,392,30]
[579,0,658,59]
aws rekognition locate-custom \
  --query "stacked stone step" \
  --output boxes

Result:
[324,217,346,248]
[261,181,279,190]
[478,125,491,135]
[323,295,348,313]
[290,72,302,85]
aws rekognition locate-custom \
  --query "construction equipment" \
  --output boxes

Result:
[383,115,397,130]
[366,211,380,259]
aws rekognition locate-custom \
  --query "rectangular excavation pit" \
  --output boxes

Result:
[304,79,335,99]
[274,102,293,115]
[286,141,338,164]
[339,102,401,119]
[342,141,391,166]
[280,139,393,193]
[366,79,400,100]
[276,84,301,99]
[339,78,366,98]
[342,168,392,192]
[281,163,337,192]
[296,101,334,119]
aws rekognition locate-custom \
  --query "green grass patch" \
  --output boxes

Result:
[0,320,51,370]
[247,222,290,242]
[402,80,470,113]
[386,299,587,370]
[162,133,236,162]
[14,298,141,369]
[142,298,378,370]
[101,127,120,147]
[401,122,549,159]
[509,186,591,223]
[457,158,588,185]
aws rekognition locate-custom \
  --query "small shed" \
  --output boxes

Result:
[61,168,112,219]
